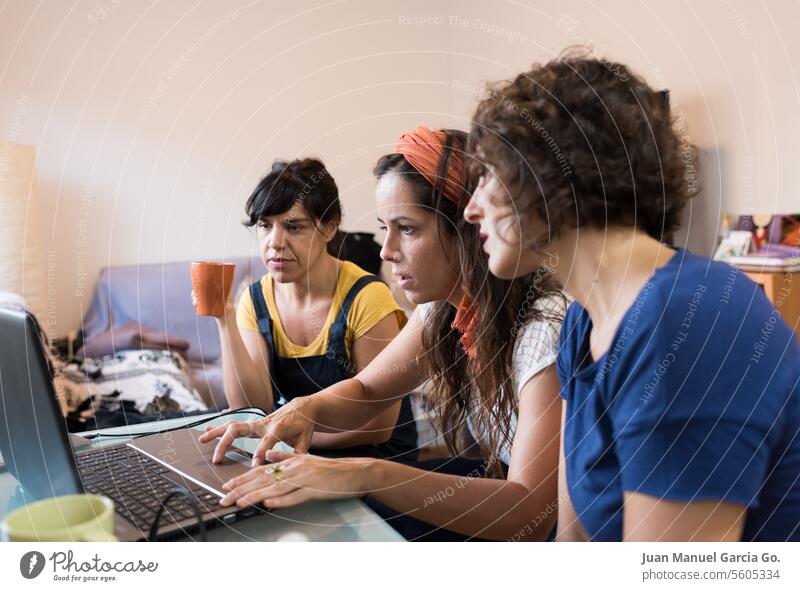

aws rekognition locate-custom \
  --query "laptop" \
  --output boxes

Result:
[0,307,267,541]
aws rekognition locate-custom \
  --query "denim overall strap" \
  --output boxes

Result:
[249,281,274,352]
[326,275,385,369]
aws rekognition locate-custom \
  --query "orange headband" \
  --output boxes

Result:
[394,126,466,206]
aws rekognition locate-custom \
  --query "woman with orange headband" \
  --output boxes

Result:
[200,126,568,541]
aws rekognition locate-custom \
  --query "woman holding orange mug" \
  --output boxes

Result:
[200,158,416,460]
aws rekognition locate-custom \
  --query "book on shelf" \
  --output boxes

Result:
[735,264,800,274]
[728,244,800,270]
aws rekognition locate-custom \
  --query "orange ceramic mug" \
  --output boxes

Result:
[191,262,236,317]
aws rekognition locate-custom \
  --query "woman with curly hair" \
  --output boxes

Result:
[464,51,800,541]
[200,127,569,541]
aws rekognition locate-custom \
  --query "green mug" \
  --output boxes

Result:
[1,494,118,542]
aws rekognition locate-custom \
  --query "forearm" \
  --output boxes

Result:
[555,466,585,541]
[217,314,273,411]
[300,377,399,433]
[555,401,588,541]
[310,401,401,448]
[364,460,557,541]
[311,429,384,449]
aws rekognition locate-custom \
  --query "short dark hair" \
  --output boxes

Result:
[469,50,698,246]
[245,158,341,226]
[244,158,343,254]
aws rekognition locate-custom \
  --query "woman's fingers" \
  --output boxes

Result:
[262,488,313,509]
[220,468,297,506]
[220,456,354,509]
[223,456,305,493]
[251,423,287,466]
[292,425,314,454]
[264,450,294,463]
[225,476,300,508]
[197,422,231,443]
[236,481,301,507]
[221,464,265,492]
[220,467,272,503]
[238,400,316,464]
[210,421,260,463]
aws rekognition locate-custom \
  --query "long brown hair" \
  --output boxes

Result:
[374,130,564,473]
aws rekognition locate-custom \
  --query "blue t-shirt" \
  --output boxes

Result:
[557,248,800,541]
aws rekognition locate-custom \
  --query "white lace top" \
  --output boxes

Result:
[418,292,569,465]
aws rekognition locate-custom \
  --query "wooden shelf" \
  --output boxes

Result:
[740,268,800,339]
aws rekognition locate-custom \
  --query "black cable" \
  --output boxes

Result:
[147,487,207,542]
[80,407,268,440]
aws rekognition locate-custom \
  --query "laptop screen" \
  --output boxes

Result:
[0,307,83,509]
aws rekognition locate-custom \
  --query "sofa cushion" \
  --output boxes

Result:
[80,257,264,364]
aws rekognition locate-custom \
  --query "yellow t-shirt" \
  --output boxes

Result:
[236,260,406,359]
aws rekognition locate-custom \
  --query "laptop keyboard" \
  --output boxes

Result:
[77,445,222,536]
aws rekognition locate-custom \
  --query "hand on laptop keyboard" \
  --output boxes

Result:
[198,399,315,466]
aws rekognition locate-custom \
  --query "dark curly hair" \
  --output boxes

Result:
[468,49,698,247]
[244,158,344,255]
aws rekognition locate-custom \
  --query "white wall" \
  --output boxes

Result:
[445,0,800,255]
[2,0,798,336]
